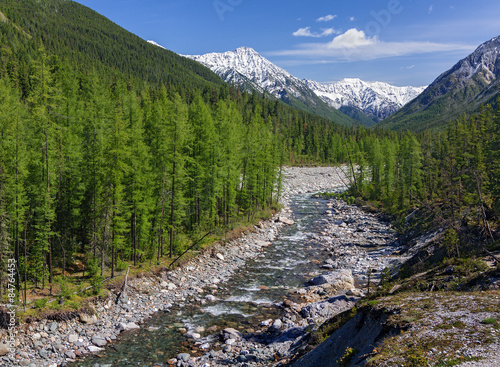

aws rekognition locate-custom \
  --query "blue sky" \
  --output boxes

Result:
[73,0,500,86]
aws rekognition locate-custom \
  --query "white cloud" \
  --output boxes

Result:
[349,16,355,21]
[270,28,475,62]
[293,26,340,38]
[328,29,377,49]
[316,14,336,22]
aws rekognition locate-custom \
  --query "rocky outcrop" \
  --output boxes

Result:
[292,307,400,367]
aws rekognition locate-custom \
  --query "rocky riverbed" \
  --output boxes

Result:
[0,166,405,367]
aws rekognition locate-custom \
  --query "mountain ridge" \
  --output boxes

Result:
[185,47,356,125]
[183,46,425,125]
[380,35,500,131]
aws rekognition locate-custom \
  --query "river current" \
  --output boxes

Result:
[73,190,346,366]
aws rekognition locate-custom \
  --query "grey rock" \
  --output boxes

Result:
[88,345,104,353]
[39,349,48,359]
[308,269,354,290]
[300,295,355,321]
[68,334,79,343]
[79,313,98,325]
[0,343,9,356]
[221,327,242,341]
[65,350,76,359]
[271,319,283,331]
[91,335,107,347]
[49,321,58,332]
[177,352,190,362]
[116,322,140,331]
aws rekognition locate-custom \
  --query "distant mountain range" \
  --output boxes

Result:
[182,47,425,126]
[380,36,500,131]
[184,46,355,125]
[305,78,425,124]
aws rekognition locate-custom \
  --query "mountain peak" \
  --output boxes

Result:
[380,34,500,132]
[305,78,426,121]
[185,47,425,125]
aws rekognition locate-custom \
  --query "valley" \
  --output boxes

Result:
[0,1,499,367]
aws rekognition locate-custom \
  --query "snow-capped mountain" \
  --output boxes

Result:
[186,47,305,98]
[183,46,425,124]
[381,35,500,131]
[185,47,355,124]
[305,78,426,121]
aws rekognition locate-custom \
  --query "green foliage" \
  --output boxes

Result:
[55,276,72,299]
[89,274,103,296]
[337,347,358,367]
[33,298,48,309]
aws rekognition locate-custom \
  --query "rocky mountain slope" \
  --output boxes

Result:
[185,47,355,125]
[380,35,500,131]
[305,78,426,124]
[184,47,423,126]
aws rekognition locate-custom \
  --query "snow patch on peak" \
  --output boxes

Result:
[147,40,166,49]
[305,78,427,121]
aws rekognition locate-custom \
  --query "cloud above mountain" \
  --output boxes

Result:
[293,27,340,38]
[271,28,475,62]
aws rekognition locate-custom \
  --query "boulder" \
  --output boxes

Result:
[300,295,356,322]
[308,269,354,291]
[177,353,190,362]
[221,327,242,341]
[0,343,10,356]
[278,217,294,225]
[68,334,79,343]
[79,313,98,325]
[271,319,283,331]
[91,335,107,347]
[116,322,140,332]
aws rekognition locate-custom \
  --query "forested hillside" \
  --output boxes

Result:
[0,0,225,90]
[348,102,500,259]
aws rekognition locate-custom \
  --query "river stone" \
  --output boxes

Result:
[65,350,76,359]
[68,334,78,343]
[308,269,354,290]
[177,353,190,362]
[205,295,216,302]
[185,332,201,339]
[167,283,177,290]
[48,321,58,332]
[300,295,356,321]
[278,217,294,225]
[271,319,283,331]
[216,253,225,261]
[91,335,107,347]
[39,349,48,359]
[116,322,140,331]
[0,343,9,356]
[79,313,98,325]
[221,327,242,341]
[88,346,104,353]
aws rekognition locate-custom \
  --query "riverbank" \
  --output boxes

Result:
[0,166,355,367]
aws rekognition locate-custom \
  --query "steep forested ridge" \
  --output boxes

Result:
[348,102,500,261]
[0,0,225,90]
